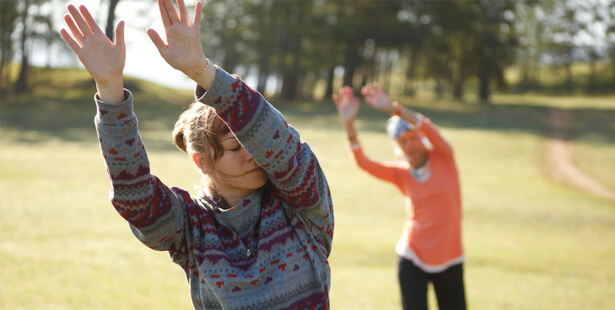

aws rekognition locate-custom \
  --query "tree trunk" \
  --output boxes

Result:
[404,50,418,96]
[479,36,495,104]
[222,51,239,75]
[105,0,120,41]
[478,53,491,104]
[255,2,272,95]
[361,52,376,88]
[478,1,501,105]
[281,74,298,101]
[564,62,573,93]
[0,45,12,89]
[0,0,18,89]
[383,53,392,93]
[343,44,359,88]
[434,60,447,99]
[587,51,598,94]
[610,48,615,86]
[435,77,442,99]
[15,53,28,93]
[452,64,464,101]
[281,42,301,101]
[256,60,269,94]
[324,65,335,100]
[15,0,30,94]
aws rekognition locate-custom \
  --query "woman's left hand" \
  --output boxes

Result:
[60,4,125,103]
[332,86,359,123]
[147,0,206,76]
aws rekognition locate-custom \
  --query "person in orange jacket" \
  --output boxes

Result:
[333,84,466,310]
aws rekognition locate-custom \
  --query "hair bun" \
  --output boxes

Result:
[172,121,188,154]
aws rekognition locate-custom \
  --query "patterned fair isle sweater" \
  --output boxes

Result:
[94,67,334,309]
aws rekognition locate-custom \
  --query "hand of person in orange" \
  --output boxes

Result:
[332,86,359,123]
[361,82,396,114]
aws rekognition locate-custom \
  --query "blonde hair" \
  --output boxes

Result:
[172,102,230,189]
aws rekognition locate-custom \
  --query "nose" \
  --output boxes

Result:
[243,148,255,162]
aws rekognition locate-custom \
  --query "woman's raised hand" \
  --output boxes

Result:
[361,83,396,114]
[332,86,359,123]
[147,0,206,76]
[60,4,125,103]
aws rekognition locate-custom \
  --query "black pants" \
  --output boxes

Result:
[397,256,466,310]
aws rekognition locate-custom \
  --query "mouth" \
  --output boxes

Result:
[246,167,263,174]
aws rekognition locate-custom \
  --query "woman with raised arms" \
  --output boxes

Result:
[61,1,334,308]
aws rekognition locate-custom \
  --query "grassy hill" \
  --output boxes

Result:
[1,68,614,309]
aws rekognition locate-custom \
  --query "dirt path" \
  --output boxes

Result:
[545,108,615,201]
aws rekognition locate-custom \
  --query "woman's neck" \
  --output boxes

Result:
[409,152,428,169]
[216,188,259,209]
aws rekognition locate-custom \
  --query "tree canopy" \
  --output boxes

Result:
[2,0,613,101]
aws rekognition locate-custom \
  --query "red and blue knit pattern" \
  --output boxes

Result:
[94,67,334,309]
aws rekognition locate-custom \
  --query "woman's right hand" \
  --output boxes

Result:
[147,0,205,77]
[332,86,359,124]
[60,4,125,103]
[361,82,396,114]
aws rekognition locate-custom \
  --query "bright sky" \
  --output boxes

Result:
[46,0,200,90]
[117,1,198,89]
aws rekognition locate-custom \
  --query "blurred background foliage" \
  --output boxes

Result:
[1,0,614,102]
[2,2,615,308]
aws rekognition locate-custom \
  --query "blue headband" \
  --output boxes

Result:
[386,116,412,140]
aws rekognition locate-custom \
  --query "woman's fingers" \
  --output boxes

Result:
[159,0,199,27]
[63,5,123,49]
[63,14,84,45]
[114,20,125,46]
[361,83,384,106]
[60,3,127,89]
[79,5,103,34]
[63,4,106,48]
[60,28,81,53]
[343,87,355,101]
[67,5,92,36]
[177,0,189,23]
[147,28,166,51]
[332,94,340,106]
[158,0,172,27]
[193,1,202,27]
[163,0,180,25]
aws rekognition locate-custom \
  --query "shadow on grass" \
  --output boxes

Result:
[1,72,194,151]
[277,99,615,145]
[2,69,614,151]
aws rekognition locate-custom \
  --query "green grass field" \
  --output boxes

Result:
[1,68,614,309]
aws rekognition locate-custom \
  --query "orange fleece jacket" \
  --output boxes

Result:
[351,118,463,269]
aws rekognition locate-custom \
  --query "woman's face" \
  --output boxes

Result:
[396,130,427,158]
[210,132,268,194]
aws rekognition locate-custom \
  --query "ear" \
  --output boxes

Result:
[192,153,212,174]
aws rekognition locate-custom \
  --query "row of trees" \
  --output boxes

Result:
[200,0,614,102]
[0,0,119,94]
[199,0,519,102]
[2,0,614,102]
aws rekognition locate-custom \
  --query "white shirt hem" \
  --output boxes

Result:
[395,235,465,274]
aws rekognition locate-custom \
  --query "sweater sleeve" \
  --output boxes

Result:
[94,90,189,257]
[351,145,405,193]
[419,118,454,162]
[195,67,334,254]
